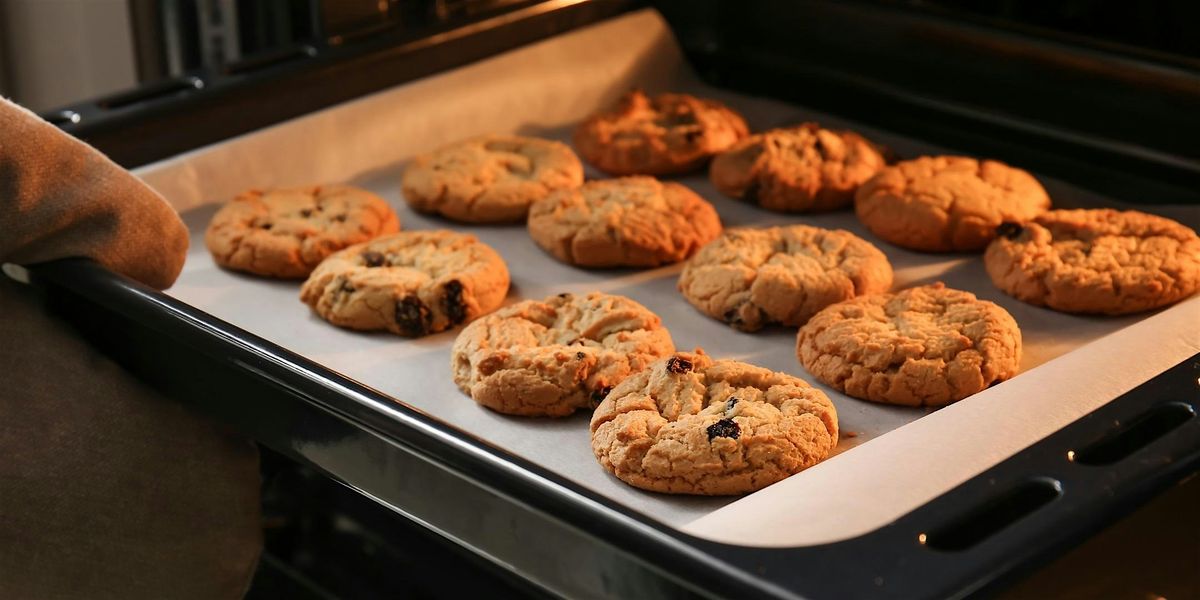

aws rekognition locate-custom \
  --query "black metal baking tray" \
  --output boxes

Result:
[25,1,1200,598]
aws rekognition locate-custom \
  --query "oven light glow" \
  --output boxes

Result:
[918,533,928,544]
[1067,450,1076,462]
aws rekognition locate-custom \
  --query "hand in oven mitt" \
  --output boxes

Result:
[0,97,261,599]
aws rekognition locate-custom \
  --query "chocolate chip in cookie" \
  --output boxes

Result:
[442,279,467,325]
[995,221,1024,240]
[665,355,693,374]
[706,418,740,441]
[362,251,386,267]
[395,295,432,337]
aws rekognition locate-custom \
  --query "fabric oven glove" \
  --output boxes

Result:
[0,97,261,599]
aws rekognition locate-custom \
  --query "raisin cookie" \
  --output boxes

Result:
[206,185,400,278]
[527,176,722,268]
[451,292,674,417]
[678,225,893,331]
[709,123,887,212]
[590,350,838,496]
[300,231,509,336]
[401,135,584,223]
[797,283,1021,407]
[855,156,1051,252]
[573,90,749,176]
[985,209,1200,315]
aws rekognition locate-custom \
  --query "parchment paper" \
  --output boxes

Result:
[141,9,1200,545]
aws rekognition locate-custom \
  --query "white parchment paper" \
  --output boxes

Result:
[139,9,1200,546]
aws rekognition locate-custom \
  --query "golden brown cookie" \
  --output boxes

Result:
[573,90,749,176]
[451,292,674,417]
[527,176,722,268]
[984,209,1200,315]
[205,185,400,278]
[401,135,584,223]
[796,283,1021,407]
[709,123,887,212]
[678,225,893,331]
[855,156,1051,252]
[300,231,508,336]
[590,350,838,496]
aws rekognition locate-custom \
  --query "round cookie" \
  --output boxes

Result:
[205,184,400,278]
[451,292,674,417]
[590,350,838,496]
[709,123,887,212]
[401,135,584,223]
[527,176,722,268]
[678,225,894,331]
[300,231,509,337]
[797,283,1021,407]
[855,156,1051,252]
[984,209,1200,315]
[573,90,749,176]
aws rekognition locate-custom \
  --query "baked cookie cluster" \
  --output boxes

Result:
[200,85,1198,498]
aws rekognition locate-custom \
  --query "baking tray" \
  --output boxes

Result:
[23,7,1200,599]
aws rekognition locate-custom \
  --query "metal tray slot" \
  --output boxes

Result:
[921,478,1063,552]
[1072,402,1196,466]
[223,45,319,76]
[96,76,205,110]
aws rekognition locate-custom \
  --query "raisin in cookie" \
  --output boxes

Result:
[797,283,1021,407]
[451,292,674,417]
[573,90,748,176]
[590,350,838,496]
[300,231,508,336]
[709,123,887,212]
[527,176,722,268]
[401,135,583,223]
[678,225,893,331]
[855,156,1050,252]
[985,209,1200,315]
[206,185,400,278]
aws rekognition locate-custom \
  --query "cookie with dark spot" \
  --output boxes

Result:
[855,156,1050,252]
[300,231,508,337]
[205,184,400,278]
[709,123,887,212]
[984,209,1200,315]
[451,292,674,417]
[401,135,583,223]
[573,90,748,176]
[678,225,893,331]
[527,176,721,268]
[591,350,838,495]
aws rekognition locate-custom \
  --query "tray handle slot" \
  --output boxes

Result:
[921,477,1062,552]
[1071,402,1196,466]
[96,76,205,110]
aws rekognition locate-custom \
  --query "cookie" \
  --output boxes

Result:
[300,231,508,336]
[984,209,1200,315]
[401,135,584,223]
[678,225,893,331]
[527,176,722,268]
[855,156,1051,252]
[590,350,838,495]
[205,185,400,278]
[709,123,887,212]
[797,283,1021,407]
[573,90,749,176]
[451,292,674,417]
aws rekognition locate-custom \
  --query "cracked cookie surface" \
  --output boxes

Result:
[590,350,838,495]
[678,225,893,331]
[797,283,1021,407]
[205,184,400,278]
[573,90,748,176]
[984,209,1200,315]
[527,176,721,268]
[300,231,508,336]
[451,292,674,417]
[709,123,886,212]
[401,134,583,223]
[855,156,1050,252]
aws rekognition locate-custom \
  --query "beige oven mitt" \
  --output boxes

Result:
[0,98,261,599]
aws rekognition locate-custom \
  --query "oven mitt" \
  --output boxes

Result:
[0,97,261,599]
